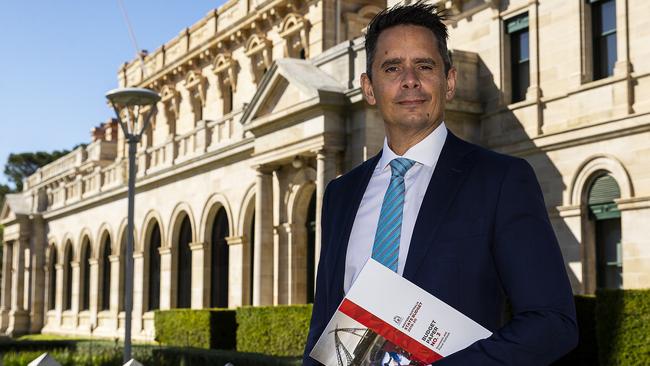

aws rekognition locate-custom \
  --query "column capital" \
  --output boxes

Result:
[158,247,172,255]
[189,241,206,251]
[253,165,275,175]
[108,255,121,263]
[225,235,246,246]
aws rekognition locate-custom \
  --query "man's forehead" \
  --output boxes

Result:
[375,24,439,52]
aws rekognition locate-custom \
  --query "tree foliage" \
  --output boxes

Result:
[3,150,69,192]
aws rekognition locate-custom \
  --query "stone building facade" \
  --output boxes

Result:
[1,0,649,339]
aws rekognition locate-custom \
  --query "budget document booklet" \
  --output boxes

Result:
[309,259,492,366]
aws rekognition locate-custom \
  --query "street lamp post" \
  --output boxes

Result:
[106,87,160,363]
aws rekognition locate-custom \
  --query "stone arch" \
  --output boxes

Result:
[141,213,163,312]
[59,233,75,262]
[569,154,633,206]
[45,240,58,311]
[167,203,197,248]
[286,167,317,304]
[279,13,310,59]
[76,228,94,261]
[199,193,234,243]
[139,210,166,253]
[116,218,138,257]
[62,239,74,311]
[95,223,114,260]
[237,183,256,305]
[357,4,382,19]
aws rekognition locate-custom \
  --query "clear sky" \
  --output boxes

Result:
[0,1,225,188]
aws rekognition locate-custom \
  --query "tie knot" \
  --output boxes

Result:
[389,158,415,177]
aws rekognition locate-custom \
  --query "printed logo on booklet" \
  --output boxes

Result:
[309,259,492,365]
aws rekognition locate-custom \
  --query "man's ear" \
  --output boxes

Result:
[445,67,457,101]
[360,73,376,105]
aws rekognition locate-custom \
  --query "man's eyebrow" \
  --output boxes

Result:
[413,57,436,65]
[379,58,403,69]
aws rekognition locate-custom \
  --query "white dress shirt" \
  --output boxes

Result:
[343,123,448,293]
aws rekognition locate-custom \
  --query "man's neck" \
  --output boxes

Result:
[385,121,443,155]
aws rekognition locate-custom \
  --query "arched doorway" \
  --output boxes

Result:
[48,246,57,310]
[80,239,91,311]
[210,207,229,308]
[177,216,193,308]
[63,243,73,311]
[100,235,111,311]
[147,223,161,311]
[587,174,622,289]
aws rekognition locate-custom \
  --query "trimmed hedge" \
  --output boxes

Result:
[596,289,650,366]
[236,304,312,357]
[0,339,76,353]
[154,308,236,350]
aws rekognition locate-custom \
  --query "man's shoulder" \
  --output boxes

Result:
[449,132,530,174]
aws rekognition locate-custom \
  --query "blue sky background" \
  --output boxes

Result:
[0,1,225,188]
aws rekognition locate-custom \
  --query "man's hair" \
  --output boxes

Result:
[365,1,451,80]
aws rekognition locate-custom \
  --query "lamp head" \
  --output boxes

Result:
[106,87,161,138]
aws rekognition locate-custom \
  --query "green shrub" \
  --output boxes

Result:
[236,304,312,357]
[152,347,302,366]
[0,339,76,353]
[596,289,650,366]
[154,308,236,349]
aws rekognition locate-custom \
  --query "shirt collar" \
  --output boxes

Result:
[378,122,448,172]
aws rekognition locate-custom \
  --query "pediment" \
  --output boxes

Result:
[0,194,29,225]
[241,58,345,126]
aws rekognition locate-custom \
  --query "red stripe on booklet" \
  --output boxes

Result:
[339,298,443,364]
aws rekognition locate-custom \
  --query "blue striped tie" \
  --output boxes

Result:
[371,157,416,272]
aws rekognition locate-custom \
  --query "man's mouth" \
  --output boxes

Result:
[397,99,426,105]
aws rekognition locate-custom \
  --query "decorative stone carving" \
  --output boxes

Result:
[245,34,272,84]
[279,13,310,59]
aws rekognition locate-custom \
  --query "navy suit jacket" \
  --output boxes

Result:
[303,131,578,365]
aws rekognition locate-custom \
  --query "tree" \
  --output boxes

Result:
[3,150,70,192]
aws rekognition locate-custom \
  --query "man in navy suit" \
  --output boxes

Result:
[304,2,578,365]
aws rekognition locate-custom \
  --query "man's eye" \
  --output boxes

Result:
[385,66,399,73]
[418,64,433,70]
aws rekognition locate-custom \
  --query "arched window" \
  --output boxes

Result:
[64,244,73,310]
[306,192,316,303]
[177,216,193,308]
[210,207,230,308]
[80,240,91,311]
[148,223,161,311]
[48,248,57,310]
[588,174,622,289]
[100,236,111,311]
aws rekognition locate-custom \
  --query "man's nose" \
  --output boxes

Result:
[401,66,421,89]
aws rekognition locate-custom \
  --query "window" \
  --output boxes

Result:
[210,207,230,308]
[588,174,622,289]
[81,241,91,311]
[48,248,57,310]
[507,14,530,103]
[591,0,617,80]
[64,244,73,311]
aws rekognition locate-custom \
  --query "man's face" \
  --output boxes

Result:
[361,25,456,135]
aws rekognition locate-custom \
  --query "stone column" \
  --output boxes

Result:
[0,242,13,332]
[284,223,308,304]
[8,239,29,336]
[526,0,543,135]
[70,261,81,328]
[29,218,46,334]
[55,264,64,327]
[132,252,144,335]
[190,242,208,309]
[253,167,274,305]
[88,259,99,331]
[226,236,244,307]
[315,149,337,271]
[613,0,633,114]
[159,247,172,309]
[108,254,121,330]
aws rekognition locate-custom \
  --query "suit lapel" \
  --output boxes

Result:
[403,131,477,281]
[330,152,382,299]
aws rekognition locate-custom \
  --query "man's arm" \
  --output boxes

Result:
[437,158,578,365]
[303,183,333,366]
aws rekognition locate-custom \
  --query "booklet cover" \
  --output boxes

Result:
[309,259,492,366]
